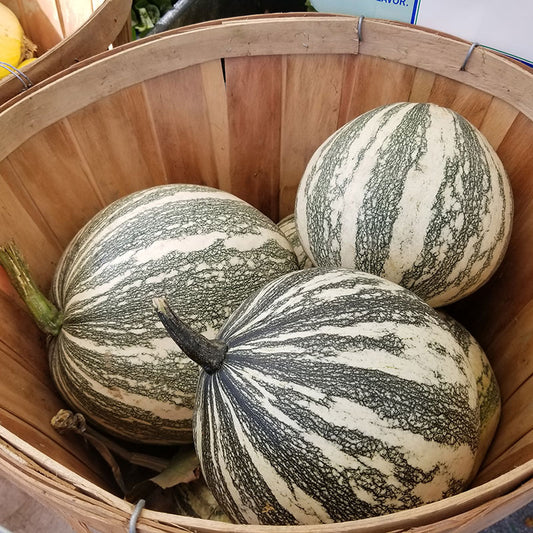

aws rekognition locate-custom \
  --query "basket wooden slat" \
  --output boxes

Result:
[0,13,533,532]
[144,62,228,191]
[474,431,533,488]
[0,162,61,288]
[476,99,519,150]
[0,292,48,380]
[0,290,113,489]
[3,120,107,248]
[57,0,97,38]
[67,84,168,204]
[226,55,283,219]
[489,300,533,402]
[339,55,417,123]
[280,54,346,218]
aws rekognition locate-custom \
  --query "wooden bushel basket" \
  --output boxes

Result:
[0,0,132,106]
[1,13,533,533]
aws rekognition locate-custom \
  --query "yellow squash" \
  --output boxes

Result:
[0,2,36,79]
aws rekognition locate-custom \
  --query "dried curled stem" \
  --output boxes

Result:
[51,409,171,493]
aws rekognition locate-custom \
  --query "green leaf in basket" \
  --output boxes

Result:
[126,446,200,502]
[150,447,200,489]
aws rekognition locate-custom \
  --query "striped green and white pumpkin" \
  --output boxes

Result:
[3,184,298,445]
[277,213,313,269]
[437,311,501,480]
[155,268,485,525]
[295,102,514,307]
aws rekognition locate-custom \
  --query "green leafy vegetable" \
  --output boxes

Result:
[131,0,174,39]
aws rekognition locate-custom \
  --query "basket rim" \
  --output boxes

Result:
[0,13,533,163]
[2,421,533,531]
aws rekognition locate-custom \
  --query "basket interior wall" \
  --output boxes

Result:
[1,48,533,496]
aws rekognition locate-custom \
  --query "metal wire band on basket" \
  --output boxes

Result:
[0,61,33,90]
[460,42,480,71]
[128,499,146,533]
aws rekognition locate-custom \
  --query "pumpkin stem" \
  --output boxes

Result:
[51,409,170,474]
[0,241,63,336]
[153,296,227,374]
